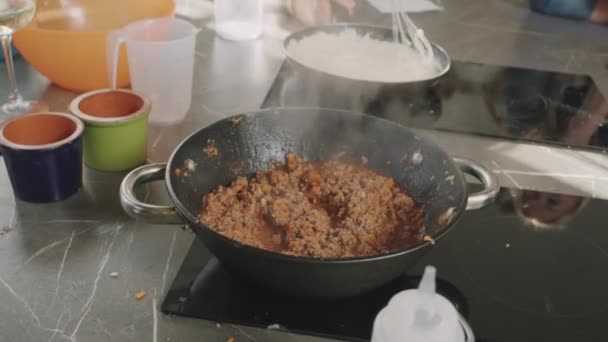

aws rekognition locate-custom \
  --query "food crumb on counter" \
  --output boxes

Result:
[216,323,221,328]
[134,290,146,300]
[227,338,235,342]
[110,272,119,278]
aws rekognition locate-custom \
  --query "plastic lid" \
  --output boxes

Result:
[371,266,465,342]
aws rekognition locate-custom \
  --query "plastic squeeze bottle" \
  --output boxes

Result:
[371,266,470,342]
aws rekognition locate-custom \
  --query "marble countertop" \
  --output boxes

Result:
[0,0,607,341]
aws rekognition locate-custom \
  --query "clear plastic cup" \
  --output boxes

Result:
[107,18,199,126]
[214,0,264,41]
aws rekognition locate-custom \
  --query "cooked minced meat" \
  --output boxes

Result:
[200,153,425,258]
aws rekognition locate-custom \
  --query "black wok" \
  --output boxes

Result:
[120,108,499,298]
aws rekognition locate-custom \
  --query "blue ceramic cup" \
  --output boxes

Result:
[0,112,84,203]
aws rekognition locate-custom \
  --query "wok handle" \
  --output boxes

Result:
[120,163,184,225]
[453,158,500,210]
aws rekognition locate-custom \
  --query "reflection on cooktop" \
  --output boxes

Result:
[163,188,608,342]
[263,60,608,152]
[457,190,608,318]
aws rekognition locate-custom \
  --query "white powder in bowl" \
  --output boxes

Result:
[287,29,441,83]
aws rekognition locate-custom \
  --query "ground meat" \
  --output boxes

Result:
[200,153,425,258]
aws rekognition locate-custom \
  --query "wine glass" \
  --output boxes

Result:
[0,0,46,118]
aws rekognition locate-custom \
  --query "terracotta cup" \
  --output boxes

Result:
[70,89,150,171]
[0,112,84,203]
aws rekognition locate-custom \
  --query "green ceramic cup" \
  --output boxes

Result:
[70,89,150,172]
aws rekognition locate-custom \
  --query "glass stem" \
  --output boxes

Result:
[0,34,23,105]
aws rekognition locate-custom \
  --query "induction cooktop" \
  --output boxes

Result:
[262,60,608,152]
[162,187,608,341]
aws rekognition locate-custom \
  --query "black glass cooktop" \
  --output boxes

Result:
[162,188,608,341]
[262,60,608,152]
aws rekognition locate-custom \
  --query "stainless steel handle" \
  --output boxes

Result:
[120,163,184,224]
[454,158,500,210]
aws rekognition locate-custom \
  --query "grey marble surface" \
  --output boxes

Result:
[0,0,608,341]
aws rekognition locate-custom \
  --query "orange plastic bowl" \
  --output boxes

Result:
[13,0,175,93]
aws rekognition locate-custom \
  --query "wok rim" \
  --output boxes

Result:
[164,107,467,264]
